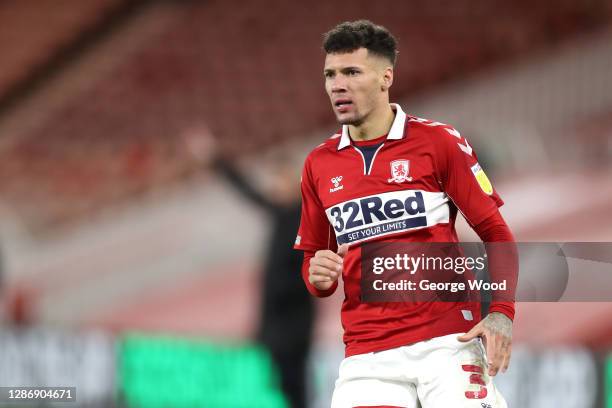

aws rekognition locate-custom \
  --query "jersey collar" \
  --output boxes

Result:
[337,103,407,151]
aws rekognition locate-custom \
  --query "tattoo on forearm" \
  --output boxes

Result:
[483,312,513,338]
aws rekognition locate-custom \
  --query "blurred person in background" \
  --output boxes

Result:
[0,245,3,322]
[184,127,314,408]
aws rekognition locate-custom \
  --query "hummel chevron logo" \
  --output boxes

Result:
[409,117,473,156]
[458,139,473,156]
[330,176,344,193]
[445,128,473,156]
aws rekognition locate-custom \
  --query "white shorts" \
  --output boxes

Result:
[331,333,507,408]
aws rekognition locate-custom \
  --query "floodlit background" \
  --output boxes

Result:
[1,0,612,407]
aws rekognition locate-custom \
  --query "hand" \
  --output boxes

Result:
[182,125,218,165]
[308,244,348,291]
[457,312,513,376]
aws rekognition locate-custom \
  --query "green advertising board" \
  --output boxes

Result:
[608,355,612,408]
[118,335,288,408]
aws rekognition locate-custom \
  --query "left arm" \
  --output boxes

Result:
[457,211,517,376]
[431,126,517,376]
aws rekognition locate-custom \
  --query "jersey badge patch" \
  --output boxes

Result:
[387,159,413,183]
[471,163,493,195]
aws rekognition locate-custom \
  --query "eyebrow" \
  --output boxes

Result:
[323,66,362,74]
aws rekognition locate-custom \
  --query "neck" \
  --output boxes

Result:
[348,103,395,141]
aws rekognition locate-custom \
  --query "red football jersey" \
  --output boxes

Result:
[295,104,505,357]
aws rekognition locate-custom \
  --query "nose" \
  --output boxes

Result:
[329,76,347,93]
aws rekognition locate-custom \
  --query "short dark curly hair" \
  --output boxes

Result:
[323,20,398,66]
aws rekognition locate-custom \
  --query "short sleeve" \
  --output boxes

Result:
[294,155,335,252]
[434,127,504,227]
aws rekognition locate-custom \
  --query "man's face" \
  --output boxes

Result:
[324,48,392,126]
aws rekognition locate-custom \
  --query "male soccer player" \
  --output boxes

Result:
[294,20,516,407]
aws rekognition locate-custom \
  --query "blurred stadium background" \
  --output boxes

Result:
[1,0,612,407]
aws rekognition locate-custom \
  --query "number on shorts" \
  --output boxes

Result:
[461,364,488,399]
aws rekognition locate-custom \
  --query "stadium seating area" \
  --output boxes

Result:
[0,0,611,235]
[571,110,612,168]
[0,0,123,100]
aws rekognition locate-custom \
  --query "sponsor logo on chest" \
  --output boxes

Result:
[325,190,449,245]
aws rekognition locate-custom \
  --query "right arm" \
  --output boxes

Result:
[215,159,277,213]
[182,126,277,213]
[294,155,341,297]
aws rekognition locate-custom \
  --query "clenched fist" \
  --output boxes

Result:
[308,244,349,291]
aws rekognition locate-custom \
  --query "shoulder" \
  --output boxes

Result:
[406,115,470,155]
[304,131,342,165]
[407,115,462,140]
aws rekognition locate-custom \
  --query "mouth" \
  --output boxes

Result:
[334,98,353,113]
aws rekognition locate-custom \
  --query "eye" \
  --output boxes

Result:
[347,69,359,76]
[324,71,334,79]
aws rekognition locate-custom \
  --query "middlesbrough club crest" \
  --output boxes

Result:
[387,159,412,183]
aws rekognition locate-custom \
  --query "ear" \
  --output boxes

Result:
[381,67,393,91]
